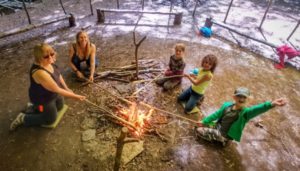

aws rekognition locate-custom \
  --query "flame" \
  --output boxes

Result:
[117,104,153,137]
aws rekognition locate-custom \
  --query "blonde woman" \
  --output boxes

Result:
[10,43,85,131]
[69,30,98,82]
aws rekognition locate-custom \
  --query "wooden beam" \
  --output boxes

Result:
[0,14,71,39]
[97,8,179,15]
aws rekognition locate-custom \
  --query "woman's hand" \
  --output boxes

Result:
[76,71,85,79]
[271,98,287,107]
[88,75,94,82]
[75,94,86,101]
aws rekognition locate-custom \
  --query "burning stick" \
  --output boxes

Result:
[84,99,137,131]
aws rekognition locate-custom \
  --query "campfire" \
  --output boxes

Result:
[117,103,154,137]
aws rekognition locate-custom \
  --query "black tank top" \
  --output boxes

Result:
[29,64,63,105]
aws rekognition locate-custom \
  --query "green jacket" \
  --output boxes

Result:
[201,101,273,142]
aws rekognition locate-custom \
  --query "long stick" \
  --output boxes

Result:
[131,73,163,96]
[83,79,134,105]
[139,102,200,124]
[133,74,184,84]
[84,99,137,130]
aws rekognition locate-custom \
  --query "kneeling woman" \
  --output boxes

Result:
[10,43,86,131]
[69,30,99,82]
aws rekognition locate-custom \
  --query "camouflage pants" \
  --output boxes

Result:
[195,127,229,146]
[156,78,180,90]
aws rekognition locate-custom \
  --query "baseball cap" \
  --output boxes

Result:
[234,87,250,97]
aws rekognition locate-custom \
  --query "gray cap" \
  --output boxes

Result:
[234,87,250,97]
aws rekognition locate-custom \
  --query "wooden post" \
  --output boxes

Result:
[133,32,147,79]
[22,0,31,24]
[287,20,300,41]
[259,0,273,29]
[96,9,105,23]
[89,0,93,15]
[224,0,234,23]
[68,13,76,27]
[141,0,145,10]
[167,0,173,30]
[173,12,183,25]
[117,0,120,9]
[59,0,67,14]
[114,127,128,171]
[192,0,199,17]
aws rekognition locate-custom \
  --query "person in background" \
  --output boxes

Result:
[69,30,99,82]
[156,43,186,90]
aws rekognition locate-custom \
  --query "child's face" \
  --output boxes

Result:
[175,49,184,58]
[202,60,213,70]
[233,95,247,108]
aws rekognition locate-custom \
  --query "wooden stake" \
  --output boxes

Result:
[224,0,234,23]
[59,0,67,14]
[114,127,128,171]
[89,0,94,15]
[259,0,273,29]
[117,0,120,9]
[22,0,31,24]
[192,0,199,17]
[287,20,300,41]
[133,32,147,79]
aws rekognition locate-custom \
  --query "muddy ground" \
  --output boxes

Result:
[0,0,300,171]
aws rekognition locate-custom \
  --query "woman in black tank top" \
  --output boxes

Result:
[69,30,99,82]
[10,43,86,131]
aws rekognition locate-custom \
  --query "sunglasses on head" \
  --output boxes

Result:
[43,52,55,59]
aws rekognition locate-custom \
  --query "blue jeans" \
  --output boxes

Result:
[71,55,99,72]
[24,96,64,126]
[178,87,203,113]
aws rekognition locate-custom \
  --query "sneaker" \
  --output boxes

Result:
[22,102,35,114]
[10,113,25,131]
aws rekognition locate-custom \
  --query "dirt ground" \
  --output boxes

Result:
[0,0,299,171]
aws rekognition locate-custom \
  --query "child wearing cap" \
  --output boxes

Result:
[178,54,218,114]
[195,87,286,146]
[156,43,186,90]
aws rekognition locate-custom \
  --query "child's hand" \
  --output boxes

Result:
[271,98,287,107]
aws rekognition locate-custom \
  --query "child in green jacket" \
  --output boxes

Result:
[195,87,286,146]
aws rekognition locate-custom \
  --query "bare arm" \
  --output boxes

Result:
[69,43,84,79]
[89,44,96,82]
[33,70,85,100]
[185,74,211,85]
[59,75,72,92]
